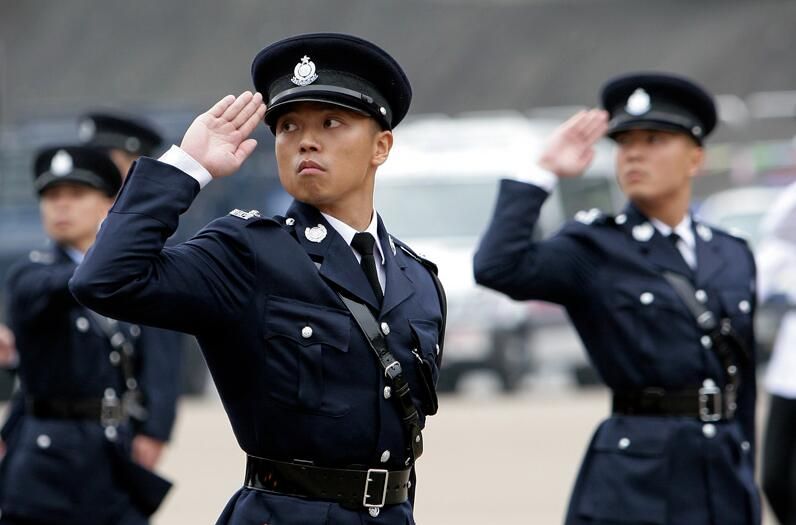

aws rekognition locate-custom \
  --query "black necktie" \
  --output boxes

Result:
[351,232,383,305]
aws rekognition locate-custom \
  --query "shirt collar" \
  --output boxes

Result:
[64,246,85,264]
[321,210,386,265]
[650,214,696,250]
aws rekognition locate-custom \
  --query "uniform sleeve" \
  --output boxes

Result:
[6,261,76,327]
[473,179,597,306]
[70,158,256,336]
[134,327,182,442]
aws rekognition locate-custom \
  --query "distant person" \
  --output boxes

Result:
[474,73,760,524]
[70,33,445,524]
[79,112,164,176]
[0,325,18,458]
[0,146,179,524]
[758,180,796,525]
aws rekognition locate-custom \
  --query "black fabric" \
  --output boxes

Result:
[762,394,796,525]
[351,232,383,305]
[613,388,733,420]
[244,455,410,509]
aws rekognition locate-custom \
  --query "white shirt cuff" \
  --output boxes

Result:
[158,145,213,189]
[510,165,559,192]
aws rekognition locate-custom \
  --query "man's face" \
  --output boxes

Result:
[274,102,392,207]
[40,183,113,247]
[614,129,704,205]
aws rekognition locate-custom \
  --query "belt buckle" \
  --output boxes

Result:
[100,395,123,428]
[698,382,722,422]
[363,468,389,508]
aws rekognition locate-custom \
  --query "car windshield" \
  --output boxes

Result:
[376,177,501,239]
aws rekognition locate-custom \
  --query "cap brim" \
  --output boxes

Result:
[265,97,371,129]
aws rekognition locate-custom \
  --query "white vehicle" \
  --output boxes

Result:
[376,112,621,391]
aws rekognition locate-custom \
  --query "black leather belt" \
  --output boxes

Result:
[244,455,411,510]
[612,381,736,422]
[27,396,126,427]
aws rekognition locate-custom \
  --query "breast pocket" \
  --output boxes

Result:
[719,290,754,340]
[263,295,351,417]
[577,418,672,524]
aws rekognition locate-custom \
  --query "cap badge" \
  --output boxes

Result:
[632,222,655,242]
[625,88,651,116]
[292,55,318,87]
[305,224,327,243]
[50,150,73,177]
[78,119,96,142]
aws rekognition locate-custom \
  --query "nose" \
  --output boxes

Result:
[298,129,320,153]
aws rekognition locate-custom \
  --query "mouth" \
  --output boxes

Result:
[623,169,645,182]
[297,159,325,175]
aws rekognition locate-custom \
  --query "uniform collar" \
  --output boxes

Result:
[321,210,386,266]
[649,215,696,252]
[64,246,85,264]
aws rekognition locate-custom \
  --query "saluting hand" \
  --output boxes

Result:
[180,91,267,179]
[0,324,17,368]
[538,109,609,178]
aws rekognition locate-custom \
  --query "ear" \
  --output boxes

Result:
[371,129,393,167]
[687,144,705,179]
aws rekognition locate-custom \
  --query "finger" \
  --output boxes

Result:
[234,138,259,165]
[238,102,266,138]
[231,92,263,129]
[221,91,253,122]
[208,95,236,118]
[581,110,610,143]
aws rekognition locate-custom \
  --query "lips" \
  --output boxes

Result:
[297,159,325,174]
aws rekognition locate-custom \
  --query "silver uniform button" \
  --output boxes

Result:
[105,426,118,441]
[36,434,51,449]
[640,292,654,305]
[383,386,392,399]
[104,388,116,398]
[369,507,381,517]
[129,325,141,337]
[126,378,138,390]
[109,351,121,365]
[741,441,751,452]
[110,332,125,347]
[695,290,708,303]
[301,326,313,339]
[701,335,712,349]
[76,316,90,332]
[615,214,627,225]
[618,437,630,450]
[380,450,390,463]
[381,322,390,335]
[285,217,295,226]
[702,424,716,439]
[738,300,751,314]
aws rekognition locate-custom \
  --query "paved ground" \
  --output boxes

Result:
[145,388,773,524]
[0,388,774,524]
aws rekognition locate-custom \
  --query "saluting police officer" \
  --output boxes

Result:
[474,73,760,525]
[0,147,177,524]
[70,33,445,525]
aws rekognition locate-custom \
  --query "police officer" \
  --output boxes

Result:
[70,33,445,525]
[79,112,164,177]
[0,146,177,524]
[474,73,759,525]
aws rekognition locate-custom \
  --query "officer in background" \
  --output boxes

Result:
[70,33,445,525]
[757,180,796,525]
[0,147,177,524]
[0,327,18,458]
[79,112,164,176]
[474,73,759,524]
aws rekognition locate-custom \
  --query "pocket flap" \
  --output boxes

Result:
[591,417,672,456]
[265,295,350,350]
[408,319,440,358]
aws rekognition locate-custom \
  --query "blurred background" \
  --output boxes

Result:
[1,0,795,523]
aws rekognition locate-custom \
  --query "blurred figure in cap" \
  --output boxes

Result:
[71,33,445,525]
[475,72,760,525]
[0,146,180,524]
[79,112,164,176]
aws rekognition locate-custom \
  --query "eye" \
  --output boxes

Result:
[279,120,297,133]
[647,133,663,144]
[323,117,342,129]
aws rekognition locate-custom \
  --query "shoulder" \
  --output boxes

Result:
[200,208,282,236]
[7,250,58,279]
[391,236,439,275]
[559,208,617,236]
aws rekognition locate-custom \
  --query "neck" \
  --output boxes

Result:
[632,189,691,228]
[316,186,375,231]
[71,234,96,255]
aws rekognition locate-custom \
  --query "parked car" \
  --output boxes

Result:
[376,112,621,391]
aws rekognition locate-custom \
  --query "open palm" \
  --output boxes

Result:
[180,91,267,179]
[538,109,609,178]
